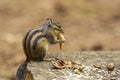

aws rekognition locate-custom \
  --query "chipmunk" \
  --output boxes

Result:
[16,18,65,80]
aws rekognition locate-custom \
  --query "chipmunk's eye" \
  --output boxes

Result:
[58,26,61,28]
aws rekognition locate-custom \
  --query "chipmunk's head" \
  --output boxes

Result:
[42,18,64,36]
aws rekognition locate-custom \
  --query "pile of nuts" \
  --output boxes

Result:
[51,59,84,74]
[51,60,120,80]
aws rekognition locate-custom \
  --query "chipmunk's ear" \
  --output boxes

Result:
[46,17,52,23]
[39,18,52,30]
[46,18,53,28]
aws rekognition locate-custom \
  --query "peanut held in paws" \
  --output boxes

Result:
[57,34,65,50]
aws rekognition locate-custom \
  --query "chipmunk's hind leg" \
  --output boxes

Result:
[32,49,46,61]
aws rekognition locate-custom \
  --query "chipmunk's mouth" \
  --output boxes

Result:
[57,34,66,50]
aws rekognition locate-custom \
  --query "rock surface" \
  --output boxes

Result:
[27,51,120,80]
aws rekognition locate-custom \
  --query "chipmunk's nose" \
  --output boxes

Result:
[61,29,64,33]
[58,28,64,34]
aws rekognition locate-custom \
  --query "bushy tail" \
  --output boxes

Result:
[16,60,30,80]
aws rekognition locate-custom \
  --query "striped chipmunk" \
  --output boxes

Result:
[16,18,66,80]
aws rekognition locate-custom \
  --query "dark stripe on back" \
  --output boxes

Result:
[32,35,44,50]
[23,28,34,58]
[27,29,42,56]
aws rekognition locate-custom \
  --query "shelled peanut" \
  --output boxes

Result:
[57,34,65,50]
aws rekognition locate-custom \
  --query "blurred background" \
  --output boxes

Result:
[0,0,120,80]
